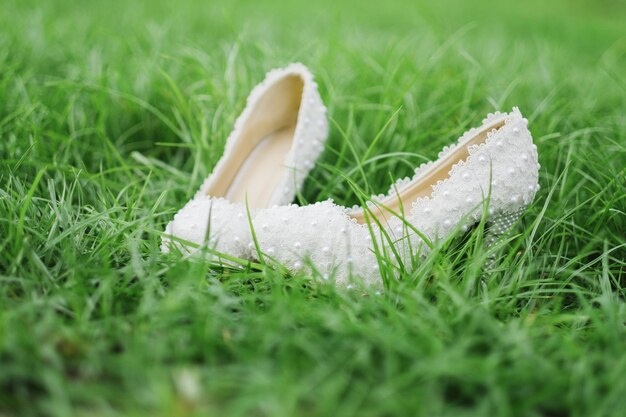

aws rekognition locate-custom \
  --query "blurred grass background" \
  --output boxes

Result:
[1,0,625,416]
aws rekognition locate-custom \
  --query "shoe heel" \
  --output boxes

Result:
[483,207,526,271]
[485,207,526,247]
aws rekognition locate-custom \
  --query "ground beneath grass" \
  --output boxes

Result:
[1,0,625,415]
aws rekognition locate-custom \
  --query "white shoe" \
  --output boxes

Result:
[249,107,540,284]
[161,63,328,256]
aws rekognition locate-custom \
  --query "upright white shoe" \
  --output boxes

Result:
[161,63,329,257]
[213,108,539,285]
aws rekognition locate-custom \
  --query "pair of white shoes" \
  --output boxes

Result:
[161,63,540,286]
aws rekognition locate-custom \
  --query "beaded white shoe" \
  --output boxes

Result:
[248,107,539,285]
[161,63,328,256]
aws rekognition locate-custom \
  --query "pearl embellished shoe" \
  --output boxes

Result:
[161,63,328,256]
[248,107,539,285]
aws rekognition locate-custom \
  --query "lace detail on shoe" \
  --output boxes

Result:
[376,109,524,205]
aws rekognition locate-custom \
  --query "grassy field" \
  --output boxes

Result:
[1,0,625,415]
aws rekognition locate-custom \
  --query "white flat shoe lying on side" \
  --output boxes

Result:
[250,108,539,284]
[161,63,328,256]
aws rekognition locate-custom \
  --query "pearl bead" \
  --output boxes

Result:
[322,246,330,253]
[294,261,302,269]
[311,221,317,226]
[462,173,470,180]
[521,153,528,161]
[511,195,519,203]
[507,167,515,174]
[443,219,452,227]
[237,212,244,218]
[294,242,301,249]
[466,197,473,203]
[528,184,535,191]
[488,208,495,215]
[461,225,469,232]
[262,224,269,230]
[424,207,431,213]
[234,236,240,243]
[478,155,486,163]
[395,227,402,234]
[322,273,329,280]
[340,228,347,234]
[267,248,275,255]
[443,191,450,197]
[512,126,520,134]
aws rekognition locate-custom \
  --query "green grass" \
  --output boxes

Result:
[1,0,626,415]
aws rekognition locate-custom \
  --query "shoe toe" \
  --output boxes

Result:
[161,197,252,260]
[252,200,379,285]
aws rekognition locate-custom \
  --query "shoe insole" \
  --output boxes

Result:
[349,117,506,224]
[224,125,296,209]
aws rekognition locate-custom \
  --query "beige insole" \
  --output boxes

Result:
[203,74,302,207]
[349,118,506,224]
[224,125,295,209]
